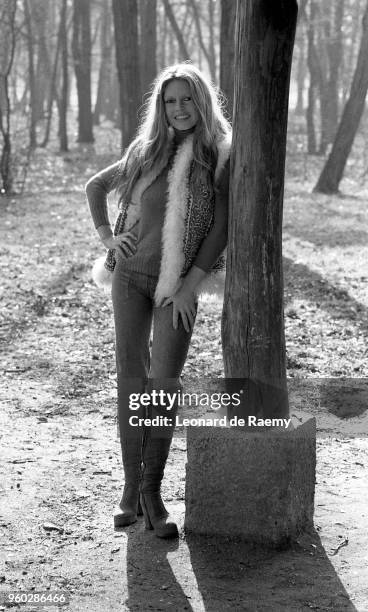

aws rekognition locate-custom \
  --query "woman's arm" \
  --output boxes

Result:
[191,159,229,274]
[86,161,137,258]
[85,161,121,230]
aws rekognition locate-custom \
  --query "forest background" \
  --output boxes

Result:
[0,1,368,611]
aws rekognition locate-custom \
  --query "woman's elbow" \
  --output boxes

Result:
[85,177,95,196]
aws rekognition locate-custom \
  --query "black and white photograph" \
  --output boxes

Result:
[1,0,367,610]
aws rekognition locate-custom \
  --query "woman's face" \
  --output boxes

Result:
[163,79,199,131]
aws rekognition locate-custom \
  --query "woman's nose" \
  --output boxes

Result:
[175,99,184,112]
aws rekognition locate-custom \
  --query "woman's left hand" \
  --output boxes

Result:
[161,286,197,332]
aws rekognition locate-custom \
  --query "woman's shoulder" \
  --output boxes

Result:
[85,160,122,194]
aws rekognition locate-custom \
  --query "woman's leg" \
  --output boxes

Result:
[111,265,153,527]
[150,301,197,378]
[140,301,197,537]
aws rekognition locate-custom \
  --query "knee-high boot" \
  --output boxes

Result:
[114,379,146,528]
[114,434,144,528]
[140,417,178,539]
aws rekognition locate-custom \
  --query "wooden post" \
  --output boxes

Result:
[222,0,298,419]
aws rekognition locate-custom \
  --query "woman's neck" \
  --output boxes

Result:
[173,126,196,144]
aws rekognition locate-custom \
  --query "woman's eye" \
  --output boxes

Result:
[164,97,191,104]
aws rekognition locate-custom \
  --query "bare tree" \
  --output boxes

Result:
[207,0,217,81]
[59,0,68,152]
[188,0,216,81]
[139,0,157,96]
[294,31,306,115]
[157,4,168,70]
[222,0,298,419]
[220,0,236,118]
[40,11,62,147]
[23,0,37,148]
[306,0,319,153]
[112,0,141,148]
[0,0,17,194]
[314,1,368,193]
[317,0,345,153]
[93,4,113,125]
[72,0,94,143]
[162,0,190,60]
[32,0,51,122]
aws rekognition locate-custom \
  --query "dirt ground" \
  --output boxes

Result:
[1,122,368,611]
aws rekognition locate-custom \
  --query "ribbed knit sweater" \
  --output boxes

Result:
[86,130,229,276]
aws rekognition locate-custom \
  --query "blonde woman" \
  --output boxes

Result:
[86,63,231,538]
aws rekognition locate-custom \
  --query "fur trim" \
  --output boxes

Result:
[91,131,232,301]
[154,132,232,305]
[154,136,194,305]
[197,269,226,301]
[92,256,113,294]
[215,132,232,182]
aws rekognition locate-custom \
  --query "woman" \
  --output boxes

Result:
[86,63,231,538]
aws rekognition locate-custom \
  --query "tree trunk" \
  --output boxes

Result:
[72,0,94,143]
[93,5,113,125]
[314,1,368,194]
[162,0,190,60]
[23,0,37,148]
[220,0,236,119]
[0,0,17,194]
[295,32,306,115]
[139,0,157,97]
[317,1,345,154]
[104,64,120,123]
[40,7,62,148]
[222,0,298,420]
[207,0,217,82]
[59,0,68,152]
[157,4,168,70]
[325,0,344,142]
[188,0,215,81]
[32,0,51,122]
[341,0,363,105]
[112,0,141,149]
[306,0,318,154]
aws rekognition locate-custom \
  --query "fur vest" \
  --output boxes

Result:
[92,132,232,305]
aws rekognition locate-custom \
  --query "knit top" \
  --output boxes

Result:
[86,130,230,276]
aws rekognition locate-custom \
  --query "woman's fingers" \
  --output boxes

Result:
[117,243,134,257]
[172,304,179,330]
[185,308,195,331]
[120,231,136,242]
[181,312,190,333]
[119,235,136,247]
[178,308,193,333]
[115,233,137,256]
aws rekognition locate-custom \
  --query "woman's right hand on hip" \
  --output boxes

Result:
[103,231,137,257]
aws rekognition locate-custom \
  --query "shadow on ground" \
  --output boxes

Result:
[283,257,368,329]
[123,527,357,611]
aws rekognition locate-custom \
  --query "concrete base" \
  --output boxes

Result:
[184,418,316,547]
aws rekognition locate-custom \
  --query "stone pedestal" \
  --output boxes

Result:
[184,418,316,547]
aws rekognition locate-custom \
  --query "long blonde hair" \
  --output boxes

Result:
[114,62,231,202]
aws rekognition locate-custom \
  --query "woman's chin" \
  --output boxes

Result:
[172,121,196,132]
